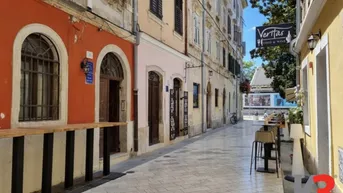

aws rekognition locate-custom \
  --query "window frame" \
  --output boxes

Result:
[150,0,163,19]
[174,0,183,35]
[193,13,200,44]
[193,83,200,108]
[215,88,219,107]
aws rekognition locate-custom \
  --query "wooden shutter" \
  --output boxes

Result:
[150,0,163,19]
[174,0,183,35]
[227,16,231,35]
[223,48,226,67]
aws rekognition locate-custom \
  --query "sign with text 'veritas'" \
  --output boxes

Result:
[255,23,295,48]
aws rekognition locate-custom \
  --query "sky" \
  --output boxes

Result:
[243,2,267,67]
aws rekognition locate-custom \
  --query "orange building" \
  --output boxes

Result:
[0,0,135,192]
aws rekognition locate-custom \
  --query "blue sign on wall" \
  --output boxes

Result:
[273,94,297,107]
[85,61,93,84]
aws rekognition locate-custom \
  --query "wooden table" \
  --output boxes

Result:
[0,122,127,193]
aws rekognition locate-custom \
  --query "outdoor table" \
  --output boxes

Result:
[256,123,280,173]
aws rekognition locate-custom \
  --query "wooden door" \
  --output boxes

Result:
[99,78,109,158]
[173,79,180,137]
[148,72,160,145]
[109,80,120,153]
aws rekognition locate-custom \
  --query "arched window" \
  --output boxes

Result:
[101,53,124,80]
[19,33,60,121]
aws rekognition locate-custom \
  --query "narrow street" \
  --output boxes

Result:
[85,121,283,193]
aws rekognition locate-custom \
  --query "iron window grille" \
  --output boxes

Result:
[19,33,60,122]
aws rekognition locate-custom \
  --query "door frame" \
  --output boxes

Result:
[148,71,161,145]
[206,82,212,128]
[314,33,332,175]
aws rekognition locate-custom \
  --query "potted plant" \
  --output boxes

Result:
[288,107,303,135]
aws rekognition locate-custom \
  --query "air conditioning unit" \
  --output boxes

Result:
[61,0,88,11]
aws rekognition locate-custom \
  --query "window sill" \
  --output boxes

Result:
[15,120,67,128]
[173,31,183,41]
[148,10,163,26]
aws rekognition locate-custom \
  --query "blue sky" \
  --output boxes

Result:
[243,2,267,66]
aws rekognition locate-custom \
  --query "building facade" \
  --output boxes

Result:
[186,0,247,136]
[0,0,134,192]
[294,0,343,192]
[136,0,191,154]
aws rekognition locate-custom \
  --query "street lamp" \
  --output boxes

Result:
[307,30,321,51]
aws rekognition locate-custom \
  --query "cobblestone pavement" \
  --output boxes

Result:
[85,121,283,193]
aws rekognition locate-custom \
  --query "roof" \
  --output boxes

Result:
[250,67,273,87]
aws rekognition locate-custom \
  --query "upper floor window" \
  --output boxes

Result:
[216,41,220,60]
[223,48,226,67]
[20,33,60,121]
[150,0,163,19]
[222,8,226,26]
[215,88,219,107]
[216,0,221,17]
[174,0,183,35]
[206,28,212,53]
[227,15,232,35]
[193,13,200,44]
[193,83,200,108]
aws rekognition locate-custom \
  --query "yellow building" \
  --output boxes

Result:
[294,0,343,192]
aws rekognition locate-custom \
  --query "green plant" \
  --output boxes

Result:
[288,107,303,124]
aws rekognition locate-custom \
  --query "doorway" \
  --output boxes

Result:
[148,71,160,145]
[173,78,181,137]
[99,53,124,157]
[206,82,212,128]
[316,48,330,174]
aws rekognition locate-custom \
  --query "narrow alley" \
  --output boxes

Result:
[83,121,283,193]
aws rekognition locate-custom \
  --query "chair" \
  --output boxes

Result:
[250,130,279,177]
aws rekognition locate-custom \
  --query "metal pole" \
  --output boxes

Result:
[133,0,139,152]
[201,0,206,133]
[295,0,301,85]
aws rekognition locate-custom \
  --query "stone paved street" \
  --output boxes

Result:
[85,121,283,193]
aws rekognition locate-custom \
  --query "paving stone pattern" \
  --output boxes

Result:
[85,121,283,193]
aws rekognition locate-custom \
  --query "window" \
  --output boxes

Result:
[150,0,163,19]
[227,15,231,35]
[216,41,220,60]
[223,8,226,26]
[234,25,238,42]
[216,0,221,17]
[303,66,309,125]
[174,0,183,35]
[19,33,60,121]
[215,89,219,107]
[193,13,200,44]
[206,28,212,53]
[193,83,200,108]
[223,48,226,67]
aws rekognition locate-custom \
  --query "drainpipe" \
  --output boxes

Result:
[185,0,188,56]
[133,0,139,152]
[201,0,206,133]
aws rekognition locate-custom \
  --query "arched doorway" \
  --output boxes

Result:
[173,78,181,137]
[148,71,161,145]
[206,82,212,128]
[223,88,226,124]
[99,53,124,157]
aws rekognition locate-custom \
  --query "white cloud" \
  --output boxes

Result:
[248,26,256,32]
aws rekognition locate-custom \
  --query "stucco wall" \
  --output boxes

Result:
[299,1,343,191]
[138,0,186,53]
[137,33,189,154]
[0,1,134,192]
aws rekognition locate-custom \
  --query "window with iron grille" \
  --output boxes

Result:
[223,48,226,67]
[150,0,163,19]
[19,33,60,122]
[193,83,200,108]
[174,0,183,35]
[215,89,219,107]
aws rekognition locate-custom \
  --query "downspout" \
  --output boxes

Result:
[133,0,139,152]
[185,0,188,56]
[201,0,206,133]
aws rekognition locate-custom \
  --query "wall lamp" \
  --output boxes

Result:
[80,58,91,75]
[307,30,321,51]
[209,70,213,77]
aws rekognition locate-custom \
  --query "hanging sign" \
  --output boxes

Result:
[256,23,294,47]
[85,61,93,84]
